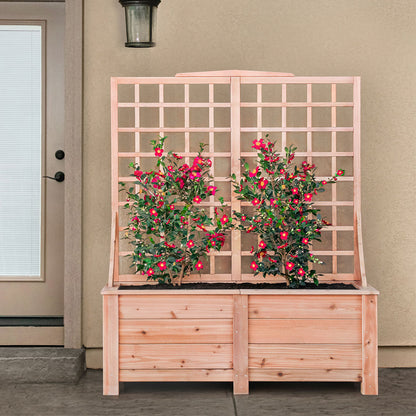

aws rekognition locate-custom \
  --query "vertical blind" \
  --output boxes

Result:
[0,25,42,278]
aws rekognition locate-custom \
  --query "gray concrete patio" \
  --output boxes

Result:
[0,369,415,416]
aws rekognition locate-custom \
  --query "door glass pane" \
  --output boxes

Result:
[0,25,42,278]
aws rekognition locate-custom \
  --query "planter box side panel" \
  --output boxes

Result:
[118,294,234,382]
[247,294,363,382]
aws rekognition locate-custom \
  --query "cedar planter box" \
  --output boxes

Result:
[103,71,379,396]
[102,286,378,395]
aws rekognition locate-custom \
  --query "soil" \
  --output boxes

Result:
[119,282,356,290]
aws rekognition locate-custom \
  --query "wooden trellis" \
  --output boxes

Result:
[110,70,366,286]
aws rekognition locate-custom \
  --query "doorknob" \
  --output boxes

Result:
[43,171,65,182]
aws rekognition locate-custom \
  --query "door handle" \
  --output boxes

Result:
[43,171,65,182]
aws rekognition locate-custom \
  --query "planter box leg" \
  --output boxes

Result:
[361,295,378,395]
[103,295,119,395]
[233,295,249,395]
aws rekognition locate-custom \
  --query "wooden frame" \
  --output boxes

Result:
[103,70,378,395]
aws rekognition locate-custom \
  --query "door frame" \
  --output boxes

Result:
[63,0,83,348]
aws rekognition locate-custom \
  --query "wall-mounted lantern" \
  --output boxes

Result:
[119,0,161,48]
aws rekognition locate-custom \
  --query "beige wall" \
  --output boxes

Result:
[83,0,416,364]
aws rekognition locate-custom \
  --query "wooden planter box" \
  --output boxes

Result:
[102,286,378,395]
[103,71,379,396]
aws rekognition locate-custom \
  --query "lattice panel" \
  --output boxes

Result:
[111,72,363,285]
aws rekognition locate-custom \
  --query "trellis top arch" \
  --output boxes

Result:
[110,71,366,287]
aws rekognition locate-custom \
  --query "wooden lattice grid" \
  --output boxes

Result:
[110,70,366,286]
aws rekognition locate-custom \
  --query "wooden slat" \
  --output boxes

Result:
[120,344,233,369]
[240,76,354,84]
[240,151,353,157]
[249,368,361,382]
[248,344,362,369]
[110,79,120,284]
[103,294,119,395]
[240,102,353,108]
[361,295,378,395]
[119,102,230,108]
[230,76,241,282]
[353,76,367,286]
[249,319,361,344]
[119,294,234,319]
[176,70,294,77]
[233,294,249,394]
[119,319,232,344]
[108,212,118,287]
[120,369,233,382]
[115,76,231,84]
[118,127,231,133]
[240,127,353,132]
[248,295,361,319]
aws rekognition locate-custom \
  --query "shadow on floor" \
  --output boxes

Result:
[0,369,415,416]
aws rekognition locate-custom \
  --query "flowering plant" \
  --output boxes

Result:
[232,137,344,288]
[121,137,232,285]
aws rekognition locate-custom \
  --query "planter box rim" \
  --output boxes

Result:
[101,285,378,295]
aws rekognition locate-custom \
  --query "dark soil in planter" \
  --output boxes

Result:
[119,282,357,290]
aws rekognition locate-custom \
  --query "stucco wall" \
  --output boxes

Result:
[83,0,416,365]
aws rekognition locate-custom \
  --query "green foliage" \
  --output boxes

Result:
[232,136,344,287]
[120,137,232,285]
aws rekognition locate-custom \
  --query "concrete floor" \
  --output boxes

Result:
[0,369,415,416]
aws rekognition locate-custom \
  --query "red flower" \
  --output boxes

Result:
[147,268,155,276]
[292,188,299,195]
[241,215,246,221]
[207,186,217,195]
[158,261,167,271]
[195,261,203,271]
[285,262,295,272]
[187,240,195,248]
[293,199,299,205]
[280,231,289,240]
[302,237,309,245]
[259,240,267,249]
[298,268,305,277]
[220,215,229,225]
[173,153,183,159]
[252,138,266,150]
[258,178,269,190]
[252,198,261,206]
[149,208,158,217]
[193,156,204,166]
[170,204,175,210]
[167,166,174,172]
[250,261,258,271]
[337,169,345,176]
[304,193,313,202]
[134,170,143,178]
[155,147,164,157]
[279,169,285,174]
[193,196,202,204]
[321,180,327,185]
[277,243,288,249]
[247,225,256,233]
[249,167,259,178]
